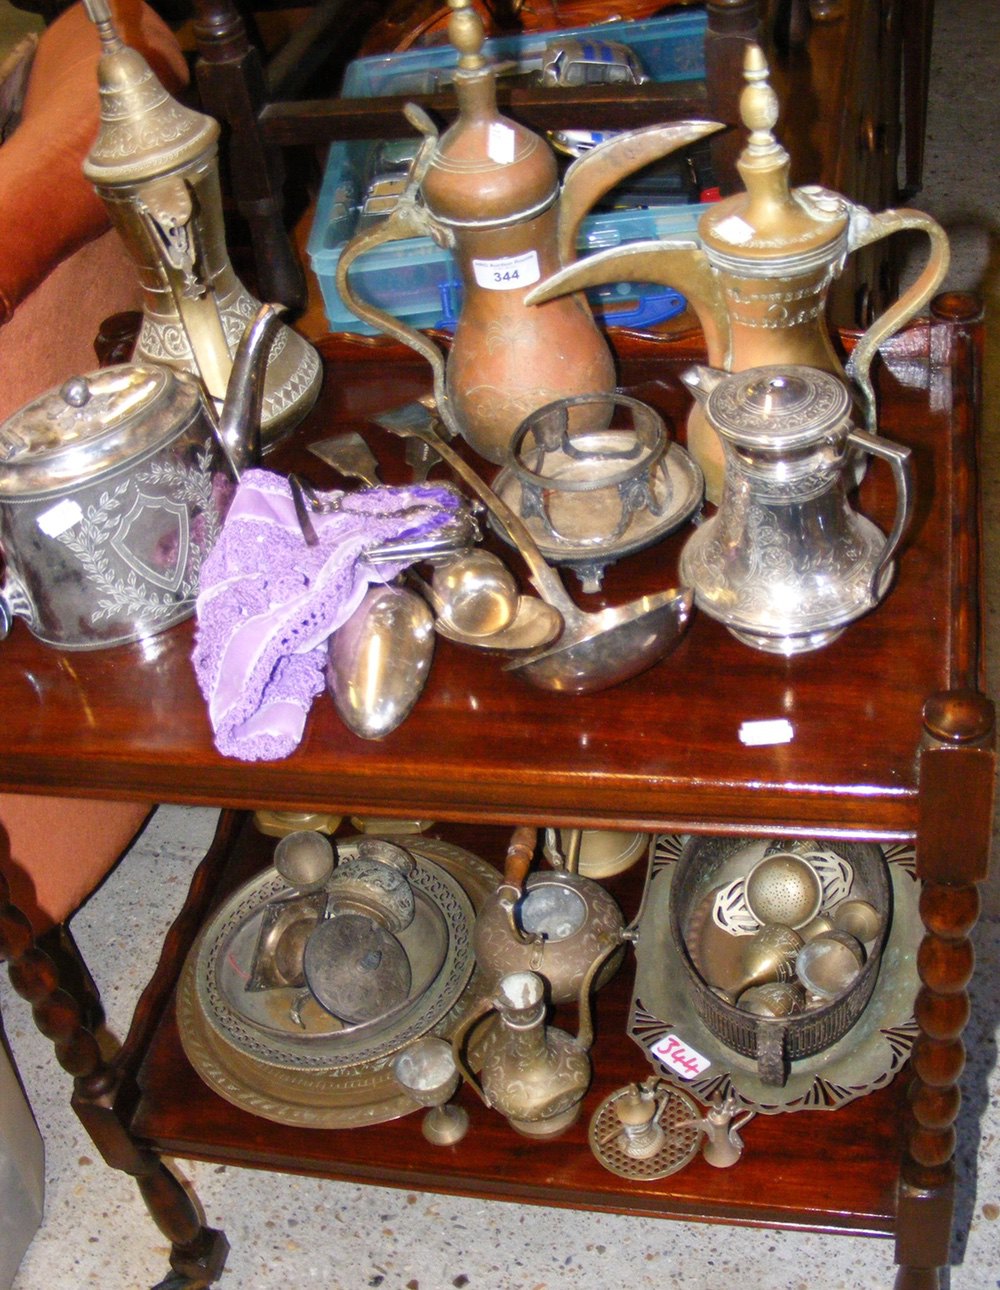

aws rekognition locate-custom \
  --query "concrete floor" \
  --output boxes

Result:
[3,1,1000,1286]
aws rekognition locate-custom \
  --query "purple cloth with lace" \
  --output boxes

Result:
[192,469,461,761]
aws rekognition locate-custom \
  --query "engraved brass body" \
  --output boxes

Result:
[335,0,720,465]
[82,0,321,449]
[527,44,949,502]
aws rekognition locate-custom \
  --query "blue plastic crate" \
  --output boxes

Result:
[340,9,707,97]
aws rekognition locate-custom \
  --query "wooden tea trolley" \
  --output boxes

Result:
[0,294,993,1289]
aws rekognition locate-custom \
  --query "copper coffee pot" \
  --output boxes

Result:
[527,44,949,502]
[335,0,720,464]
[82,0,322,450]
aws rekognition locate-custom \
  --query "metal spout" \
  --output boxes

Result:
[212,304,282,479]
[680,364,727,406]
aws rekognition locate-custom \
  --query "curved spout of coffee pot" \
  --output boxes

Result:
[679,364,728,406]
[212,303,283,480]
[525,241,732,370]
[556,119,725,268]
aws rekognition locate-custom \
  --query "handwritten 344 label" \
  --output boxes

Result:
[650,1032,711,1079]
[471,250,540,291]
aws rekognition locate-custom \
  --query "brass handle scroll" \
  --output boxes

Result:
[845,207,950,429]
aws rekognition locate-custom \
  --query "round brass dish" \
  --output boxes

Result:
[192,838,470,1068]
[178,836,498,1127]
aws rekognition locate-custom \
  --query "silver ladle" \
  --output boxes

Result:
[373,402,693,694]
[409,553,563,652]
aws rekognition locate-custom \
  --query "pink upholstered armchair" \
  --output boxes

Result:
[0,0,189,422]
[0,1,187,941]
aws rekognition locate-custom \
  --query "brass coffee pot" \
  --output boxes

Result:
[452,969,595,1137]
[82,0,322,450]
[527,44,949,502]
[335,0,720,464]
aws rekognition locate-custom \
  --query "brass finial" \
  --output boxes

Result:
[83,0,123,52]
[738,44,786,165]
[448,0,487,70]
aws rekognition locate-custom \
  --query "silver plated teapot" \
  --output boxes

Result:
[0,306,278,649]
[678,364,913,654]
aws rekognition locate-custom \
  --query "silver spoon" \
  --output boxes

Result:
[326,583,435,739]
[410,570,562,652]
[429,549,520,637]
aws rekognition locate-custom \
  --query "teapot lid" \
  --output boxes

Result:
[0,364,201,497]
[420,0,557,228]
[698,46,850,274]
[82,0,219,188]
[703,365,853,449]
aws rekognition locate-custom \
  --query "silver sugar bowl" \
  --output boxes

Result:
[678,365,914,654]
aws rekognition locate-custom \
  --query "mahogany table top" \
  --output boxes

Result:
[0,311,982,841]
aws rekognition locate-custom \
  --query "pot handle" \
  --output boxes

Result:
[847,428,914,605]
[497,825,541,951]
[449,991,498,1108]
[755,1018,788,1087]
[334,105,451,405]
[845,206,950,429]
[0,556,32,641]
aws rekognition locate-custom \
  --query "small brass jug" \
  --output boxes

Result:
[527,44,949,502]
[452,969,594,1137]
[82,0,321,450]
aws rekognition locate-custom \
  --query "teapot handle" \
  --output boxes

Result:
[0,556,33,642]
[845,207,950,429]
[847,428,914,605]
[334,106,452,409]
[449,991,498,1108]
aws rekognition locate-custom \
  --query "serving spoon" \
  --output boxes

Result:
[372,402,692,694]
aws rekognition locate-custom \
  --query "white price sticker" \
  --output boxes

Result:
[37,498,83,538]
[739,718,795,746]
[487,121,516,165]
[471,250,541,292]
[650,1033,712,1080]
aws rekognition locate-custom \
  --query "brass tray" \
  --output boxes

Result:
[177,836,497,1128]
[191,837,475,1071]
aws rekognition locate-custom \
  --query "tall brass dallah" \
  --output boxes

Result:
[335,0,719,465]
[527,44,950,501]
[81,0,321,448]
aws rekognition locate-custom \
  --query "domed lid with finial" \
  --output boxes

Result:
[82,0,218,188]
[698,44,850,271]
[420,0,557,228]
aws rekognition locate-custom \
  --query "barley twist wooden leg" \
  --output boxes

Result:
[0,874,228,1289]
[895,689,995,1289]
